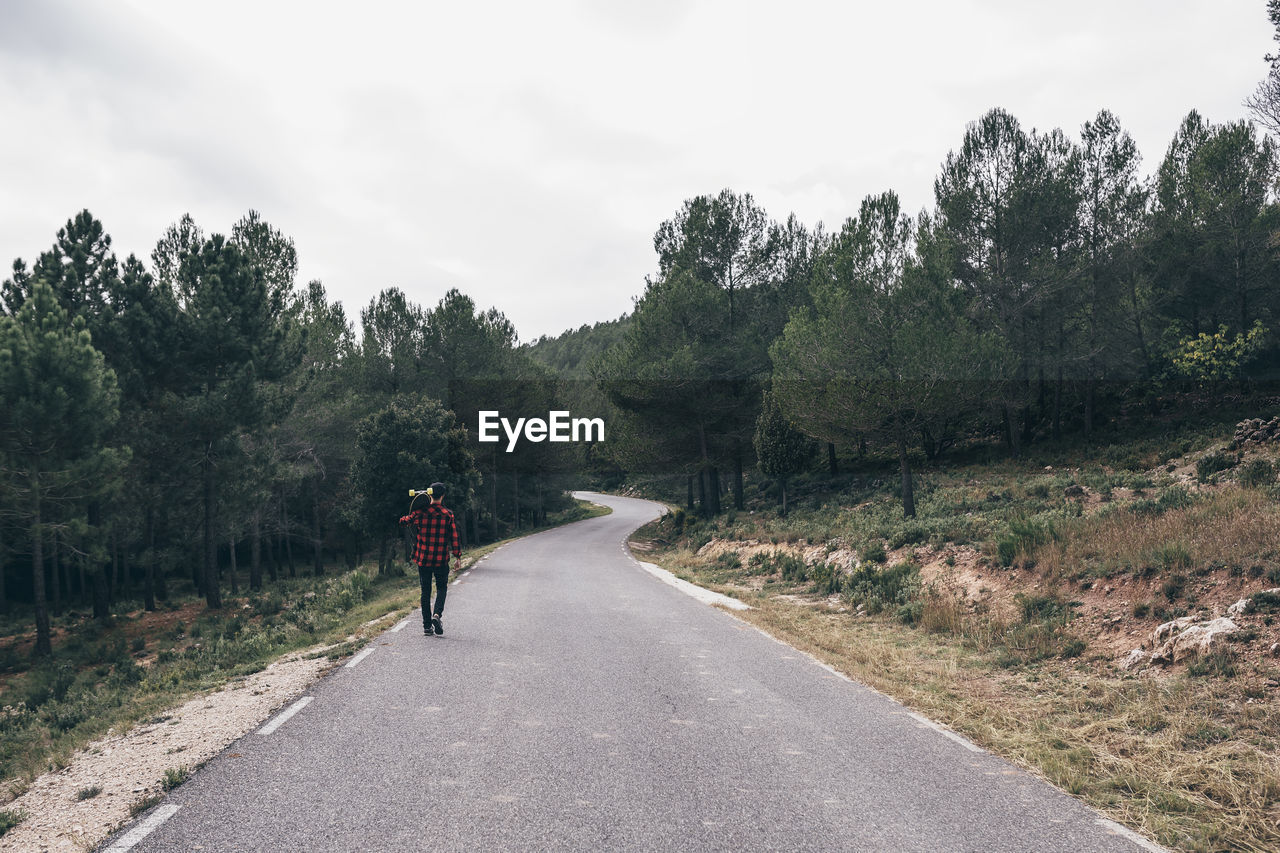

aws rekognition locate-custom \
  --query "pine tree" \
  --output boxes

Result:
[0,281,122,656]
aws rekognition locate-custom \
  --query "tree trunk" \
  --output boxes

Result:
[781,478,788,518]
[92,559,110,622]
[312,489,323,577]
[897,437,916,519]
[229,535,239,595]
[1002,403,1021,459]
[687,475,695,511]
[202,445,222,609]
[709,466,721,515]
[697,469,708,518]
[827,442,838,476]
[51,530,62,617]
[250,511,262,591]
[32,476,51,658]
[282,495,295,579]
[1084,379,1095,439]
[111,528,122,598]
[144,506,156,611]
[732,448,744,511]
[0,530,8,615]
[267,527,280,583]
[512,470,520,532]
[488,452,499,541]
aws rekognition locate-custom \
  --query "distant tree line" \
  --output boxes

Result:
[0,211,580,657]
[591,104,1280,520]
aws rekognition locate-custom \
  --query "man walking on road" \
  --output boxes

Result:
[399,482,462,636]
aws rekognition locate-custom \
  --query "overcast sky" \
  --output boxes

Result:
[0,1,1272,341]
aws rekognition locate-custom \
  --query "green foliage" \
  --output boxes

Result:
[1167,322,1268,383]
[753,389,813,514]
[715,551,741,570]
[1238,458,1275,488]
[860,541,887,564]
[1017,593,1074,624]
[997,518,1058,567]
[353,398,479,566]
[0,809,25,836]
[843,561,921,615]
[76,785,101,801]
[161,766,189,791]
[809,561,841,596]
[1161,574,1188,601]
[1251,590,1280,612]
[771,191,1006,518]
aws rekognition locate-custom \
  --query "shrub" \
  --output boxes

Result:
[1161,574,1187,601]
[810,562,841,596]
[130,795,162,817]
[860,542,887,565]
[716,551,742,570]
[997,518,1058,567]
[162,766,189,792]
[76,785,102,801]
[1238,458,1276,488]
[1196,451,1236,482]
[776,553,807,582]
[1059,638,1087,659]
[1017,593,1074,624]
[0,809,25,837]
[1252,590,1280,613]
[844,561,921,615]
[1187,650,1238,678]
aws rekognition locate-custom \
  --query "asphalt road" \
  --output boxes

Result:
[99,492,1159,852]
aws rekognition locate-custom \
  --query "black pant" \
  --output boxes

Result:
[418,561,449,625]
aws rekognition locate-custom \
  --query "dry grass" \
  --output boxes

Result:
[1034,488,1280,582]
[653,544,1280,853]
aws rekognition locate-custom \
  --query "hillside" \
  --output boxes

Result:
[626,395,1280,852]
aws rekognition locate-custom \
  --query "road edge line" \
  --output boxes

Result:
[257,695,314,735]
[104,804,180,851]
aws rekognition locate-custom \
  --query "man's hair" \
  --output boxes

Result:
[429,482,446,501]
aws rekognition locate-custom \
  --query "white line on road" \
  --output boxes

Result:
[257,696,314,735]
[451,569,472,586]
[636,561,750,611]
[344,647,375,669]
[905,711,983,753]
[390,618,409,633]
[105,804,180,851]
[1095,818,1170,852]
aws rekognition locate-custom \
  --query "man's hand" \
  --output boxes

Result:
[454,556,463,572]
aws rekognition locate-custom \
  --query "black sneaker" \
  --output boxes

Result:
[423,624,432,636]
[432,614,444,636]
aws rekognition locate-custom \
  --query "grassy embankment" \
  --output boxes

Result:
[631,423,1280,853]
[0,498,610,818]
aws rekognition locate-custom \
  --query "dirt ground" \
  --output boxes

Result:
[0,644,339,852]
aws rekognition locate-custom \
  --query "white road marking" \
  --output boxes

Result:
[905,711,983,753]
[636,561,750,611]
[390,618,409,633]
[105,804,180,851]
[1095,818,1170,852]
[257,696,313,735]
[344,647,375,669]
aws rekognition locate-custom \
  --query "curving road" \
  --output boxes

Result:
[98,492,1160,852]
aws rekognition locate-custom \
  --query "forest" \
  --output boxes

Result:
[4,94,1280,664]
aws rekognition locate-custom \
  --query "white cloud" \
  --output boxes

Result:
[1,0,1273,339]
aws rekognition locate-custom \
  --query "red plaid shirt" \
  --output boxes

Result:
[400,504,460,566]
